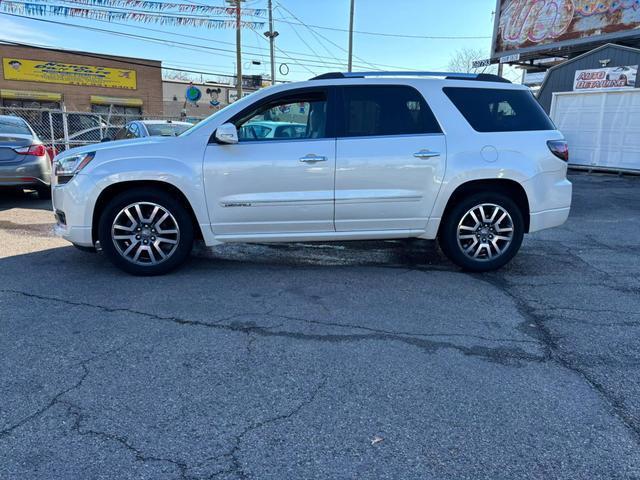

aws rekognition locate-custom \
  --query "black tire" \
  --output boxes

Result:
[98,188,194,276]
[35,185,51,199]
[438,192,524,272]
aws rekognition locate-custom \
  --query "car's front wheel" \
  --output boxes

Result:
[439,193,524,272]
[98,188,194,275]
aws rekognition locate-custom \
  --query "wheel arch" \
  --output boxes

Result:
[92,180,204,244]
[439,179,530,234]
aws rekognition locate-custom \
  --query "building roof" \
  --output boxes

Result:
[0,42,162,66]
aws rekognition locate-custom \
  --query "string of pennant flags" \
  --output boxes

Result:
[0,0,266,28]
[30,0,266,15]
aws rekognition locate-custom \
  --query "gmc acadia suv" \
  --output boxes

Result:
[51,71,572,275]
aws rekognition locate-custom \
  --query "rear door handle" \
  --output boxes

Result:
[414,150,440,159]
[300,154,328,163]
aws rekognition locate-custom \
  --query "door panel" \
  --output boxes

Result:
[335,134,446,231]
[334,84,446,232]
[205,139,336,235]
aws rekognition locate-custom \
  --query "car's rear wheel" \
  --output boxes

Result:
[35,185,51,199]
[439,192,524,272]
[98,188,194,275]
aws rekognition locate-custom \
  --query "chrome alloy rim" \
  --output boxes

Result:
[457,203,514,262]
[111,202,180,265]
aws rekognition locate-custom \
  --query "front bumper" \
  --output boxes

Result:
[52,174,96,247]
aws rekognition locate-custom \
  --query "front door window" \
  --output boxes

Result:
[235,92,327,141]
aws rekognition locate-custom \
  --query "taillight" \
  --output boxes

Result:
[14,145,47,157]
[547,140,569,162]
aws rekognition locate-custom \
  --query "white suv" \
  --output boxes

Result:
[52,72,572,275]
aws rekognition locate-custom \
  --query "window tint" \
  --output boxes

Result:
[443,87,555,132]
[235,91,327,142]
[340,85,441,137]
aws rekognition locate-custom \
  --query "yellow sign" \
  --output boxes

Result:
[0,89,62,102]
[90,95,143,107]
[2,58,137,90]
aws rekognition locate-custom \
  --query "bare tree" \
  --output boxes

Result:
[447,48,497,74]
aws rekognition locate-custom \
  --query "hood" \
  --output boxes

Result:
[56,135,174,160]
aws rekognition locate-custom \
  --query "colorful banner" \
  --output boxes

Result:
[3,57,138,89]
[573,65,638,91]
[493,0,640,57]
[0,0,266,29]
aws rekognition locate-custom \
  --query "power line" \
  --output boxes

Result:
[273,16,491,40]
[170,0,493,40]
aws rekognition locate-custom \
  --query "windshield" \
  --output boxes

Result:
[0,117,31,136]
[146,123,192,137]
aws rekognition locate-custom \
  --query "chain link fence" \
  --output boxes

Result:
[0,107,203,157]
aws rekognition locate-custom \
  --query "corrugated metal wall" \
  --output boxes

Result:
[538,45,640,113]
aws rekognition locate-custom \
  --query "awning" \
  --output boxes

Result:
[90,95,143,107]
[0,89,62,102]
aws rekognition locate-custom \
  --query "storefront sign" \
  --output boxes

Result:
[2,58,137,90]
[573,66,638,91]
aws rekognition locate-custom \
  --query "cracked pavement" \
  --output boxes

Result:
[1,171,639,479]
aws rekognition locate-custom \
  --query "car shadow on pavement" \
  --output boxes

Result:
[0,188,52,212]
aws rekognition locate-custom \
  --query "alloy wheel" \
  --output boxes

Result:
[456,203,514,261]
[111,202,180,265]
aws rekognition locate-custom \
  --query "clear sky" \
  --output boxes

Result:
[0,0,502,82]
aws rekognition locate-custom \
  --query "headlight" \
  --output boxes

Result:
[54,152,95,177]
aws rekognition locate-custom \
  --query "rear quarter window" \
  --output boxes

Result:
[443,87,555,132]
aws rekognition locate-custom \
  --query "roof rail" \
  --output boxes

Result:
[310,71,511,83]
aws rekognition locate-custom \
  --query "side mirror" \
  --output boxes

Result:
[214,123,239,144]
[100,137,112,142]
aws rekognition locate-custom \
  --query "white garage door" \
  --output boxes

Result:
[550,90,640,172]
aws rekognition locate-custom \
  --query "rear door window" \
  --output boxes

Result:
[338,85,441,137]
[443,87,555,132]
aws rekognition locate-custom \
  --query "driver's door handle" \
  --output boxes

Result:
[414,150,441,159]
[299,154,328,163]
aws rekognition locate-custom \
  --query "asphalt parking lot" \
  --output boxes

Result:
[1,172,639,480]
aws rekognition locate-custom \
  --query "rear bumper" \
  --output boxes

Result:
[529,207,571,233]
[523,170,572,233]
[0,156,51,187]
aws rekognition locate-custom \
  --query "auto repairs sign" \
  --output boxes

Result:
[573,66,638,91]
[2,58,137,89]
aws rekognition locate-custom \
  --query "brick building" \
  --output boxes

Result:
[0,43,163,115]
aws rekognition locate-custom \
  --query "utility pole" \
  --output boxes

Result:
[347,0,355,72]
[264,0,279,85]
[235,0,243,97]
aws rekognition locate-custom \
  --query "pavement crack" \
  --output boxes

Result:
[476,273,640,445]
[2,289,542,367]
[60,400,189,480]
[0,363,89,439]
[210,377,328,480]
